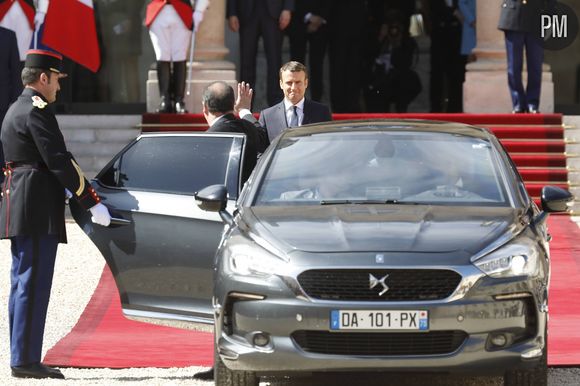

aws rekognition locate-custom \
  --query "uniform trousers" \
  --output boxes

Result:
[504,30,544,111]
[9,234,59,367]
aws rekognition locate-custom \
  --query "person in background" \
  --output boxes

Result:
[364,9,422,112]
[226,0,294,107]
[0,27,21,184]
[1,50,111,380]
[424,0,464,112]
[145,0,210,113]
[327,0,368,112]
[286,0,329,102]
[458,0,476,61]
[498,0,553,113]
[239,61,332,143]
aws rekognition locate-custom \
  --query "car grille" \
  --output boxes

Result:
[291,330,467,356]
[297,269,462,301]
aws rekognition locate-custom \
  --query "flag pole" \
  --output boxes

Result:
[186,30,196,96]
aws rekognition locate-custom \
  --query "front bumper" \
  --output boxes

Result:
[214,268,547,376]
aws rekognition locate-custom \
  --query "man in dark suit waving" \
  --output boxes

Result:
[239,61,332,142]
[203,81,268,185]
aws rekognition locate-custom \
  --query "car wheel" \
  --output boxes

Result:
[503,326,548,386]
[215,342,259,386]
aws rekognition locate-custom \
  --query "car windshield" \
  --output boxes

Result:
[254,130,510,206]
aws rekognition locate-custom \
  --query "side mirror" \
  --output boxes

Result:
[541,186,574,213]
[195,184,233,225]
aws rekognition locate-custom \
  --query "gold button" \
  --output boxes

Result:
[5,189,9,194]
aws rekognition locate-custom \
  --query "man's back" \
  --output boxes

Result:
[208,113,268,184]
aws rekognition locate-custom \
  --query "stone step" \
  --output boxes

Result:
[55,115,141,179]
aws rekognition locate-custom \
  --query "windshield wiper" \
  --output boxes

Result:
[319,199,422,205]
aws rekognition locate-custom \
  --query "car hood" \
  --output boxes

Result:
[242,205,524,255]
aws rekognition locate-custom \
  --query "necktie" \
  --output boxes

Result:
[289,105,299,127]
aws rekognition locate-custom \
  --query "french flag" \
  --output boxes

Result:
[41,0,100,72]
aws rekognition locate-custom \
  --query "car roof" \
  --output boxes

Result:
[282,119,492,140]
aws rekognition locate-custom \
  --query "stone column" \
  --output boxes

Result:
[147,0,237,113]
[463,0,554,113]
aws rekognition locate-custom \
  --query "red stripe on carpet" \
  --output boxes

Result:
[500,140,565,153]
[546,216,580,366]
[511,154,567,167]
[490,126,564,139]
[43,266,213,368]
[519,169,568,182]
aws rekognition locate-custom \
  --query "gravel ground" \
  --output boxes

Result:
[0,221,578,385]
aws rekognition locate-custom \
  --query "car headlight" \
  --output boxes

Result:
[224,237,285,277]
[473,236,540,278]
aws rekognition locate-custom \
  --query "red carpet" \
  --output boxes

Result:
[546,216,580,366]
[43,217,579,368]
[43,266,214,368]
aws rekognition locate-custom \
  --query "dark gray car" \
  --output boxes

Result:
[74,121,573,386]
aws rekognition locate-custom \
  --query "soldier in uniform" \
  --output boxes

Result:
[145,0,210,113]
[1,50,111,379]
[498,0,555,113]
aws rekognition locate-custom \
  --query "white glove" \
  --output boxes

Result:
[64,188,73,204]
[34,12,46,28]
[193,10,204,32]
[90,202,111,227]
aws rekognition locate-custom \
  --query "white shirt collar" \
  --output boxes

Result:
[284,98,305,112]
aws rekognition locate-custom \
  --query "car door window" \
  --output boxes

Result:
[98,135,241,197]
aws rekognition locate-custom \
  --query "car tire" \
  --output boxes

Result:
[215,342,259,386]
[503,326,548,386]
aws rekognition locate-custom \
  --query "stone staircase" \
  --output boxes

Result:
[57,115,141,179]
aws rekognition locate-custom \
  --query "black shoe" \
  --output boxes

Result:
[512,108,527,114]
[528,107,540,114]
[11,363,65,379]
[174,98,188,114]
[193,367,214,380]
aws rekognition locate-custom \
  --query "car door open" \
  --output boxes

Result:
[71,132,245,329]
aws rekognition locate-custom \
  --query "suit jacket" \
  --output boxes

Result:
[0,88,101,242]
[498,0,554,33]
[258,99,332,141]
[207,113,268,185]
[226,0,294,22]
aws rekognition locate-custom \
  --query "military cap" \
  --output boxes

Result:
[24,49,66,76]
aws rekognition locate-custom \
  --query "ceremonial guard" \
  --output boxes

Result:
[498,0,554,113]
[1,50,111,379]
[145,0,210,113]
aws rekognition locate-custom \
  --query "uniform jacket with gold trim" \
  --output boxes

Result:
[0,0,35,29]
[145,0,199,30]
[0,88,101,242]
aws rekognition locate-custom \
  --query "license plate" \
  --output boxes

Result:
[330,310,428,331]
